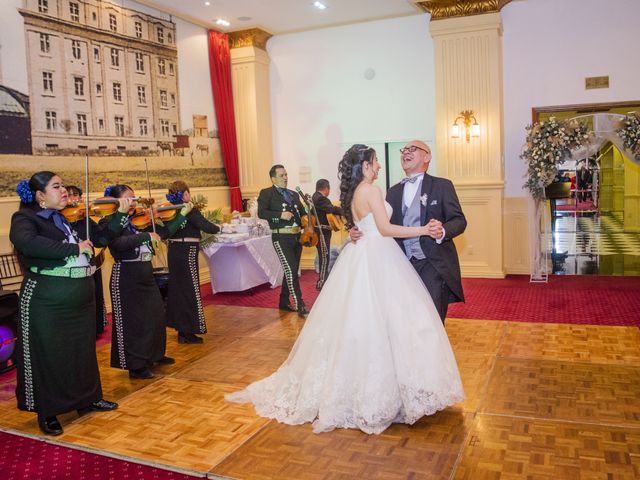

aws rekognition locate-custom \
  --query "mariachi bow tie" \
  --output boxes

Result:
[277,187,293,204]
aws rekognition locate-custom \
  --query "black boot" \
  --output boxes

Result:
[154,356,176,365]
[78,399,119,415]
[38,414,63,436]
[178,333,203,344]
[129,367,154,379]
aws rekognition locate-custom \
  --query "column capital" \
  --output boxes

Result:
[228,28,272,50]
[415,0,512,21]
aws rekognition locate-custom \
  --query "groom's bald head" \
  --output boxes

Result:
[400,140,432,175]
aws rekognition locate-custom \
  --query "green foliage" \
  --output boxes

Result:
[200,206,224,248]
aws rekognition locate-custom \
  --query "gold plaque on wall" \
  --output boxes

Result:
[585,76,610,90]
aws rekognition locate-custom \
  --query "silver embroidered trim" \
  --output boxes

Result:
[317,231,329,286]
[19,278,37,411]
[188,245,206,333]
[273,240,298,310]
[110,262,127,368]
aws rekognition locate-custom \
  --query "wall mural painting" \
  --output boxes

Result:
[0,0,227,197]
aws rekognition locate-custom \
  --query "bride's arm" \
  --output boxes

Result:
[365,185,428,239]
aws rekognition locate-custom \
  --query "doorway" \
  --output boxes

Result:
[534,101,640,275]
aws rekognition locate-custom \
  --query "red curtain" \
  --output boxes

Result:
[207,30,243,211]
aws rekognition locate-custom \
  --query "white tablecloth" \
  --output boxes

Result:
[201,235,283,294]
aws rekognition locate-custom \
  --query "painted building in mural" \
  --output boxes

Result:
[0,85,32,154]
[20,0,180,154]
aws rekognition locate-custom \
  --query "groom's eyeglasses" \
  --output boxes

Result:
[399,146,429,154]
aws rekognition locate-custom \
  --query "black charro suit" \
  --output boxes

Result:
[311,191,343,290]
[386,173,466,322]
[258,186,307,312]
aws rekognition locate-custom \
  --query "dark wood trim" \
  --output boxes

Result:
[532,101,640,123]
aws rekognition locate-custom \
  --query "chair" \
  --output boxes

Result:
[0,253,24,293]
[545,182,572,232]
[0,290,18,373]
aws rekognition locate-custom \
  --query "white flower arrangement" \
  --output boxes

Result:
[520,117,590,201]
[420,194,428,207]
[617,112,640,161]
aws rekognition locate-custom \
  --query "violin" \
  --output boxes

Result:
[295,188,319,247]
[300,214,319,247]
[129,202,186,230]
[61,197,151,222]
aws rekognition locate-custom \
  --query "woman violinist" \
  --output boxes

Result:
[103,184,192,380]
[165,181,220,344]
[9,172,132,436]
[65,185,109,336]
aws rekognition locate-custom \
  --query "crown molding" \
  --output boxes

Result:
[415,0,513,20]
[228,28,273,50]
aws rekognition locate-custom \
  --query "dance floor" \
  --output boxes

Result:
[1,304,640,479]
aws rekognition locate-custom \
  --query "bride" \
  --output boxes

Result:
[226,144,464,434]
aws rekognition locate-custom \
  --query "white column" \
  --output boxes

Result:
[229,30,274,200]
[430,13,505,278]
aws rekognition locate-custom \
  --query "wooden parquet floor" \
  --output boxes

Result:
[2,304,640,479]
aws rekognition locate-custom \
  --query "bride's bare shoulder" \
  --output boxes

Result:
[355,183,381,198]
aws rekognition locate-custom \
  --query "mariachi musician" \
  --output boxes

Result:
[102,184,192,380]
[9,172,131,436]
[65,185,109,336]
[311,179,344,291]
[165,180,220,345]
[257,164,309,317]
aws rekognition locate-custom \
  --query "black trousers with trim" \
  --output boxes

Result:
[272,233,305,310]
[315,229,332,289]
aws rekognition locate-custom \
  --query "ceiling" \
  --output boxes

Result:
[133,0,424,35]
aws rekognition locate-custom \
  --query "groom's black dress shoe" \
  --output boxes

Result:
[38,415,63,436]
[78,399,119,415]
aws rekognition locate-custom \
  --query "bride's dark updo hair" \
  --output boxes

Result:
[338,144,376,229]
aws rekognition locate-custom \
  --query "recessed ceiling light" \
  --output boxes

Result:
[204,1,210,5]
[237,16,252,21]
[313,1,327,10]
[216,18,230,27]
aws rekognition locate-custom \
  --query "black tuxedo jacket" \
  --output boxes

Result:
[311,191,343,228]
[258,186,307,230]
[386,173,466,302]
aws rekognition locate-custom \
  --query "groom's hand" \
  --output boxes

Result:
[426,219,443,240]
[349,226,363,243]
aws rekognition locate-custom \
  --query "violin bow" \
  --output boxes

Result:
[84,154,90,242]
[143,158,157,235]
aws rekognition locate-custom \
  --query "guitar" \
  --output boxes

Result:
[326,213,346,232]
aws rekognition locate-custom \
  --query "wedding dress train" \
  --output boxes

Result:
[226,203,464,434]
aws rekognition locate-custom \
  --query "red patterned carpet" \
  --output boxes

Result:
[202,272,640,326]
[0,431,200,479]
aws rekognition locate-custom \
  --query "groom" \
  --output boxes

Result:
[389,140,466,323]
[352,140,466,323]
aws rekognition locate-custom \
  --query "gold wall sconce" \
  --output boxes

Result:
[451,110,480,142]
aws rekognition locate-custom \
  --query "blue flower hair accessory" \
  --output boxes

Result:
[166,190,183,205]
[16,180,34,204]
[104,185,114,197]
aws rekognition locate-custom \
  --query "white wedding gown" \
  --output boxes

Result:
[226,202,464,434]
